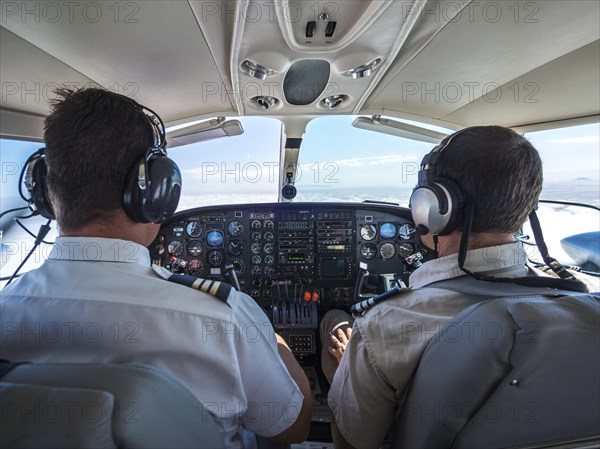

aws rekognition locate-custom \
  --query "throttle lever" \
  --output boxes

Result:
[354,261,376,302]
[224,262,241,291]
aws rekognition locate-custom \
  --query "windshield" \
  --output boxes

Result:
[294,116,448,205]
[168,116,282,210]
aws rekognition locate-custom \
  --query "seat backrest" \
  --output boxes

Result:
[0,362,225,449]
[393,292,600,449]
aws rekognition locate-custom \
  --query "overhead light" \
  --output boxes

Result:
[167,117,244,146]
[240,60,275,80]
[342,58,383,79]
[321,95,346,109]
[352,116,449,144]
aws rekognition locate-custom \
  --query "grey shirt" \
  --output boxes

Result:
[327,242,530,449]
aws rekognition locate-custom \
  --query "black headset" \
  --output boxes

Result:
[21,98,181,224]
[410,129,466,236]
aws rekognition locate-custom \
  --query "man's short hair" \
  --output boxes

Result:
[434,125,543,234]
[44,88,153,231]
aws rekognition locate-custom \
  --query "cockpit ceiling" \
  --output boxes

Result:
[1,0,599,136]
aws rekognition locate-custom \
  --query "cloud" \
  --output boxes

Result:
[548,136,600,144]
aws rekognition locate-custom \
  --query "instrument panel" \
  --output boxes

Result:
[150,203,432,359]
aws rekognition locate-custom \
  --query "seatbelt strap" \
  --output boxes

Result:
[428,277,579,298]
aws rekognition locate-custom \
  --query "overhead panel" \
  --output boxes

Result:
[230,0,425,116]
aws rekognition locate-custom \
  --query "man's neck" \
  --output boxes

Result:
[60,210,159,247]
[435,232,516,258]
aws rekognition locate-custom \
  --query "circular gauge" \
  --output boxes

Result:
[380,223,397,239]
[206,230,224,247]
[187,259,204,275]
[172,226,185,238]
[186,221,202,238]
[228,239,243,256]
[360,243,377,260]
[398,242,415,259]
[207,250,223,266]
[380,243,396,260]
[167,240,183,256]
[231,259,245,275]
[187,240,203,257]
[264,220,274,229]
[153,243,165,257]
[263,243,274,254]
[251,266,263,276]
[252,232,262,241]
[170,258,186,273]
[252,255,262,265]
[264,232,274,242]
[360,224,377,241]
[227,220,244,237]
[264,266,275,275]
[251,243,262,255]
[398,223,415,240]
[264,255,275,265]
[251,220,262,230]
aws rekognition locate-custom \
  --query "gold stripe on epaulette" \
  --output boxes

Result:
[192,278,203,289]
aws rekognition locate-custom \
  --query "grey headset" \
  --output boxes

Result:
[410,129,467,235]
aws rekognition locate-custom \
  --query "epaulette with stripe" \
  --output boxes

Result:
[351,286,412,317]
[152,266,232,306]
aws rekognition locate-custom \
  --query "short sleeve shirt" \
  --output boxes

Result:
[327,242,530,449]
[0,237,304,449]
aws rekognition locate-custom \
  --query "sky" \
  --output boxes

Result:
[1,118,599,209]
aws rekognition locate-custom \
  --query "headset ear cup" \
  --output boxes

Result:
[122,151,181,224]
[122,153,147,223]
[410,185,447,235]
[26,154,55,220]
[410,179,464,236]
[435,178,464,235]
[146,156,181,223]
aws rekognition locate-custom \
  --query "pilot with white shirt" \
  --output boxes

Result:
[0,87,311,449]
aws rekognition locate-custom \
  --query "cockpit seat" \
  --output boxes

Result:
[393,292,600,449]
[0,362,225,449]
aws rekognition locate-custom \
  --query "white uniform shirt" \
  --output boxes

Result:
[328,242,529,449]
[0,237,304,449]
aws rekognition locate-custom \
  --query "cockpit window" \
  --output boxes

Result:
[294,116,446,205]
[523,123,600,268]
[1,139,58,288]
[525,123,600,206]
[167,117,282,210]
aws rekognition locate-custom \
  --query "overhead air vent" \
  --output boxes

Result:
[342,58,383,79]
[240,60,275,80]
[284,60,330,106]
[321,95,348,110]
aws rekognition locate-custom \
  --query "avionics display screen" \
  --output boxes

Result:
[321,258,347,278]
[287,253,305,262]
